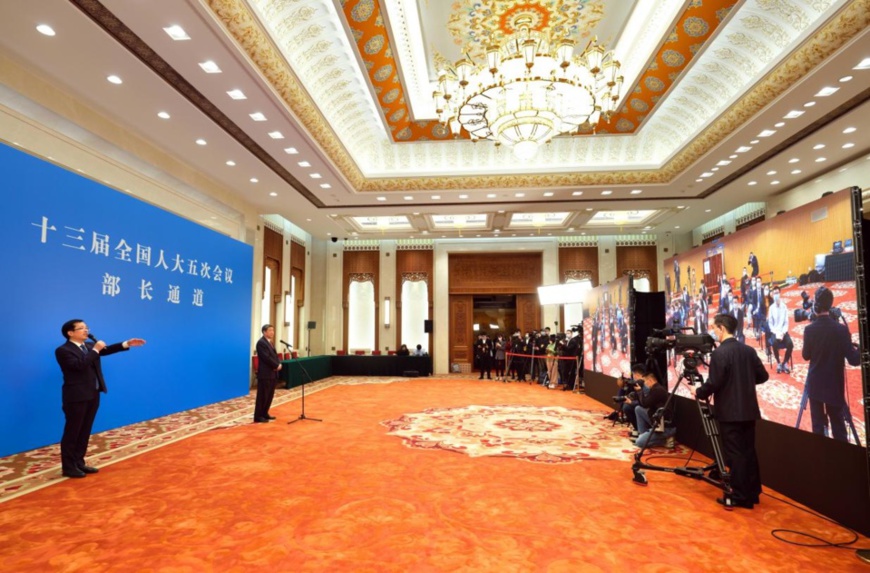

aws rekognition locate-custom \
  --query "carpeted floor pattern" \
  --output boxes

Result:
[0,376,866,571]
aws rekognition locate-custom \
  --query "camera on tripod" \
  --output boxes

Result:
[645,327,715,356]
[794,290,843,323]
[569,323,582,333]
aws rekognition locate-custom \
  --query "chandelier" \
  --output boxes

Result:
[433,17,623,160]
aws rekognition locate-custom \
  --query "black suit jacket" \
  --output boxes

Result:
[696,337,769,422]
[802,315,860,404]
[55,340,128,403]
[256,336,281,381]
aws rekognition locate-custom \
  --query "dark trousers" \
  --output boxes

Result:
[61,395,100,472]
[809,399,848,442]
[254,377,276,420]
[719,420,761,503]
[772,333,794,365]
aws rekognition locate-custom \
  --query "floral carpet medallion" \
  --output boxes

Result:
[382,405,637,464]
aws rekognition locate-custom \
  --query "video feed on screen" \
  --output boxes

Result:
[583,275,632,378]
[661,189,863,445]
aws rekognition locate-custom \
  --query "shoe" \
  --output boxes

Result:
[478,376,484,380]
[782,366,790,374]
[630,430,639,438]
[266,415,276,420]
[79,465,99,474]
[717,496,753,509]
[664,436,675,449]
[254,417,271,423]
[62,469,86,478]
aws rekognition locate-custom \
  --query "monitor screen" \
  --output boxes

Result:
[582,275,633,377]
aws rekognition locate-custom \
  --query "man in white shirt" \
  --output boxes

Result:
[767,286,794,374]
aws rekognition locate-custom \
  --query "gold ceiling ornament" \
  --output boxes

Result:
[434,14,622,160]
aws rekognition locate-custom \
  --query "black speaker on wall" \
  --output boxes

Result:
[424,319,433,333]
[307,321,316,329]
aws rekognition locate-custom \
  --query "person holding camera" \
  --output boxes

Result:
[633,366,676,449]
[612,363,647,434]
[801,286,860,442]
[691,314,769,509]
[767,286,794,374]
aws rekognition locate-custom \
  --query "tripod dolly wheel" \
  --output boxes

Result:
[631,466,648,486]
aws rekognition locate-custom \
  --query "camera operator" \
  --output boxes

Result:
[633,366,676,449]
[690,314,769,509]
[801,286,860,442]
[767,286,794,374]
[611,364,647,434]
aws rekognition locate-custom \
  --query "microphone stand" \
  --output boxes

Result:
[286,346,322,424]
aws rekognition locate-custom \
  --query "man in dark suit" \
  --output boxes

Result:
[801,287,860,441]
[254,324,282,423]
[55,319,145,478]
[691,314,769,509]
[748,252,759,277]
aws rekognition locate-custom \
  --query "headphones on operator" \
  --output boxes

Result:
[813,285,833,314]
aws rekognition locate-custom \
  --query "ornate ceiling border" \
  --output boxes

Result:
[207,0,867,194]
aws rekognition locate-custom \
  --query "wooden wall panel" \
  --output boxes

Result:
[449,295,473,365]
[516,294,541,333]
[396,250,434,353]
[448,253,542,294]
[558,247,599,287]
[342,250,380,351]
[616,245,658,287]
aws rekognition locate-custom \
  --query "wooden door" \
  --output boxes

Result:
[703,253,724,299]
[449,295,473,367]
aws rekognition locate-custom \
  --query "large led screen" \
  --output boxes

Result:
[583,275,633,377]
[662,189,864,445]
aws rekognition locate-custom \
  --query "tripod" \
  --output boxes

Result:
[287,358,322,424]
[630,354,735,508]
[794,380,860,444]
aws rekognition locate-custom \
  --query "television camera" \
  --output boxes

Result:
[794,290,844,323]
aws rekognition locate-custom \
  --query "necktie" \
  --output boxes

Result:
[80,344,88,354]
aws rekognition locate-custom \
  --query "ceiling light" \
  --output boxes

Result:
[716,160,731,166]
[163,25,190,40]
[498,210,505,213]
[585,208,593,211]
[268,131,284,139]
[674,226,680,229]
[748,181,757,186]
[106,75,123,85]
[843,127,856,134]
[855,58,870,70]
[815,86,839,97]
[310,173,322,179]
[711,168,719,172]
[412,212,420,215]
[758,129,776,137]
[788,158,799,163]
[766,170,777,175]
[750,139,760,144]
[435,30,622,159]
[404,196,413,201]
[729,155,737,159]
[815,157,826,162]
[677,205,685,209]
[515,193,525,197]
[813,144,825,150]
[783,110,804,119]
[306,218,312,222]
[543,192,554,197]
[791,169,801,174]
[225,160,235,166]
[377,196,386,201]
[705,209,711,213]
[198,60,221,73]
[227,89,246,100]
[572,191,583,196]
[700,172,714,178]
[157,111,170,119]
[771,180,780,185]
[36,24,56,36]
[250,178,258,183]
[269,192,277,197]
[774,122,785,128]
[580,232,587,235]
[249,112,267,121]
[601,190,612,195]
[630,190,642,195]
[804,101,816,107]
[486,193,496,198]
[195,139,207,146]
[320,183,331,189]
[432,195,441,200]
[459,194,469,199]
[843,143,855,149]
[840,75,853,82]
[696,179,703,183]
[298,161,311,167]
[284,147,298,154]
[736,146,752,153]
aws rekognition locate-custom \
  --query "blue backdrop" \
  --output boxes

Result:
[0,142,253,457]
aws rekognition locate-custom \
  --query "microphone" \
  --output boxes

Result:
[279,339,292,348]
[87,334,97,343]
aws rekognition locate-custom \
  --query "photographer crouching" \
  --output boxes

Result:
[607,364,646,434]
[633,366,676,449]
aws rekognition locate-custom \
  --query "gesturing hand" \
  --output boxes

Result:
[126,338,147,347]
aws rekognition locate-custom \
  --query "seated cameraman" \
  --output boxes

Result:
[610,363,647,432]
[633,367,676,449]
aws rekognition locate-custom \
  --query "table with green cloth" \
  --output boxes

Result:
[279,355,332,389]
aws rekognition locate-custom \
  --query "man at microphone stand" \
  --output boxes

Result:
[55,319,146,478]
[254,324,282,423]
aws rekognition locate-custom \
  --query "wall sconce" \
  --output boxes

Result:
[284,291,292,326]
[384,296,391,328]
